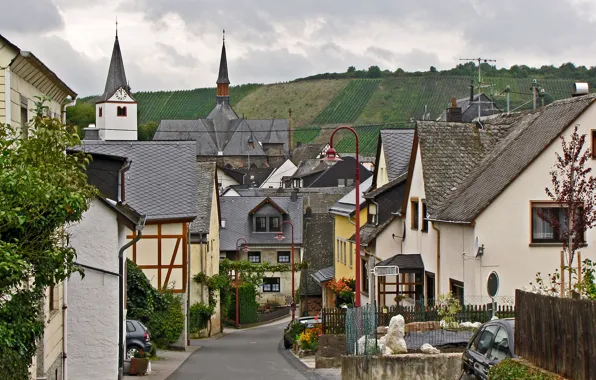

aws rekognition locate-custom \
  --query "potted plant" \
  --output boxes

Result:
[129,349,150,375]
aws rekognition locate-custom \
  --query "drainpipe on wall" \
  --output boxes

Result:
[431,222,441,295]
[118,219,146,380]
[187,227,193,345]
[61,97,77,125]
[62,280,68,380]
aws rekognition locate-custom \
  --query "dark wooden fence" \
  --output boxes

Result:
[322,303,515,334]
[515,290,596,380]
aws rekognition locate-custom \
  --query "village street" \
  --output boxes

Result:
[167,318,341,380]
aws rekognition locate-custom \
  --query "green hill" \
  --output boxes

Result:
[67,72,582,152]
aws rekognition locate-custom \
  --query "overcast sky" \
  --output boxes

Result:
[2,0,596,96]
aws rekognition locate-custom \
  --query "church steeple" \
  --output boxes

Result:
[98,24,130,102]
[216,30,230,104]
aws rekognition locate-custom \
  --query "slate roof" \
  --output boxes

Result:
[292,159,328,178]
[311,266,334,284]
[421,94,596,223]
[380,130,415,180]
[73,141,198,221]
[329,177,373,216]
[220,196,303,251]
[97,34,131,102]
[191,162,216,234]
[377,254,424,271]
[438,94,501,122]
[291,143,327,165]
[97,195,146,231]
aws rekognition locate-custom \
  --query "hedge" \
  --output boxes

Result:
[489,359,564,380]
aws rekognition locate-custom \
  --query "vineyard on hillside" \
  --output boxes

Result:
[293,125,321,145]
[133,83,261,124]
[312,79,380,124]
[333,123,414,156]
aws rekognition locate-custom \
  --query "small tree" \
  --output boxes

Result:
[540,125,596,294]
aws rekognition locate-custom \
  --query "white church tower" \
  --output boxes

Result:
[95,27,137,140]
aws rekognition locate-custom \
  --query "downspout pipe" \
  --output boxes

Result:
[118,220,145,380]
[431,222,441,295]
[63,277,68,380]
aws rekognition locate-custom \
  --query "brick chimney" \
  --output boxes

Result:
[446,97,463,123]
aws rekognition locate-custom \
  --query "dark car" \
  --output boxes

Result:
[460,318,515,380]
[126,319,153,359]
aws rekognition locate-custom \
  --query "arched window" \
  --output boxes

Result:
[117,106,127,117]
[99,107,102,117]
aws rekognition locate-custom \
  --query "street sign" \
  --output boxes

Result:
[373,266,399,276]
[487,271,499,298]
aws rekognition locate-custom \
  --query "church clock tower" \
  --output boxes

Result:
[95,26,137,140]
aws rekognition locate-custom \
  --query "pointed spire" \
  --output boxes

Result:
[217,29,230,85]
[98,27,129,102]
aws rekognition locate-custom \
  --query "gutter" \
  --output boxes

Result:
[118,159,132,203]
[118,217,146,380]
[61,97,77,125]
[431,222,441,295]
[426,218,471,225]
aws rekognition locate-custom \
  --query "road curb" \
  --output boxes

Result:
[278,339,322,380]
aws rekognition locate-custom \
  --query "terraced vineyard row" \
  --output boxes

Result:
[312,79,380,124]
[333,122,414,156]
[293,125,321,145]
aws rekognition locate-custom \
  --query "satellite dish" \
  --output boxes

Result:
[473,237,484,257]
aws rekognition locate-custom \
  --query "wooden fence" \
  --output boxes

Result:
[515,290,596,380]
[322,303,515,334]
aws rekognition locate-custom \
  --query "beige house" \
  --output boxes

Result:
[0,34,76,135]
[399,94,596,306]
[0,34,76,380]
[190,162,222,335]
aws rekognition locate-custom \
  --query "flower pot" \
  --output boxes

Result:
[129,357,149,375]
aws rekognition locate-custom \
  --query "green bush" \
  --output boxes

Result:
[126,259,185,347]
[489,359,562,380]
[228,283,258,325]
[0,349,29,380]
[190,302,215,333]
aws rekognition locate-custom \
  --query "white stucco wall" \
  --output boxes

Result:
[96,89,137,140]
[217,168,240,191]
[464,105,596,298]
[67,199,120,380]
[260,159,297,188]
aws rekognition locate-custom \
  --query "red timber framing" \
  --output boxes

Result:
[128,222,188,293]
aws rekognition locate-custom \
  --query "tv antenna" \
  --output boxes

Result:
[459,57,498,90]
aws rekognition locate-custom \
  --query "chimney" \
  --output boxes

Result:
[290,189,298,202]
[470,80,475,102]
[83,124,101,140]
[446,97,463,123]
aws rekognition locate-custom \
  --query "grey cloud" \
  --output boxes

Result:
[156,43,197,68]
[0,0,63,34]
[366,46,395,62]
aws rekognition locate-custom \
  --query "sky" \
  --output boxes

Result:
[2,0,596,96]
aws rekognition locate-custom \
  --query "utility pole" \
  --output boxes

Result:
[532,79,537,111]
[460,57,497,120]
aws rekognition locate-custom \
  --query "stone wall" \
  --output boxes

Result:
[341,354,461,380]
[315,334,345,369]
[300,296,322,316]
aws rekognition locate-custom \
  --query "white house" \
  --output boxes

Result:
[400,94,596,305]
[260,158,297,188]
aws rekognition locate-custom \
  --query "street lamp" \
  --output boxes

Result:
[324,126,362,307]
[274,220,296,321]
[235,238,248,328]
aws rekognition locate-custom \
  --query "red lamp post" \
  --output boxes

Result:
[324,126,361,307]
[274,220,296,321]
[235,238,248,328]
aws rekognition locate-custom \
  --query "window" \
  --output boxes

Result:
[219,252,226,260]
[269,217,281,232]
[426,272,436,304]
[262,277,280,292]
[450,279,464,306]
[248,252,261,263]
[99,107,103,117]
[117,106,127,117]
[126,321,136,332]
[277,251,290,263]
[421,201,428,232]
[346,178,354,186]
[255,217,267,232]
[49,285,58,312]
[475,325,499,356]
[592,130,596,158]
[531,202,585,244]
[361,258,369,293]
[337,179,345,188]
[343,241,347,264]
[20,106,28,138]
[349,242,353,268]
[411,198,419,230]
[336,239,340,262]
[368,203,377,225]
[489,327,511,361]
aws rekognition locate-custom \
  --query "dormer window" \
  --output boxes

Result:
[269,217,281,232]
[368,203,377,225]
[256,217,267,232]
[117,106,127,117]
[99,107,103,117]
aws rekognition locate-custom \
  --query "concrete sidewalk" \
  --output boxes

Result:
[124,348,199,380]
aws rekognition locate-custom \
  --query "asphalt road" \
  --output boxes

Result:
[166,319,337,380]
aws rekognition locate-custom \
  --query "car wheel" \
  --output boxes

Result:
[126,345,142,360]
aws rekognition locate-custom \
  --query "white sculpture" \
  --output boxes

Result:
[384,314,407,354]
[420,343,440,354]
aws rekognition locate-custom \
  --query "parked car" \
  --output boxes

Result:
[283,316,322,349]
[460,318,515,380]
[126,319,153,359]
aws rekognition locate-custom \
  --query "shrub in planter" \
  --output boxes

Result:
[489,359,563,380]
[129,349,151,375]
[298,326,322,351]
